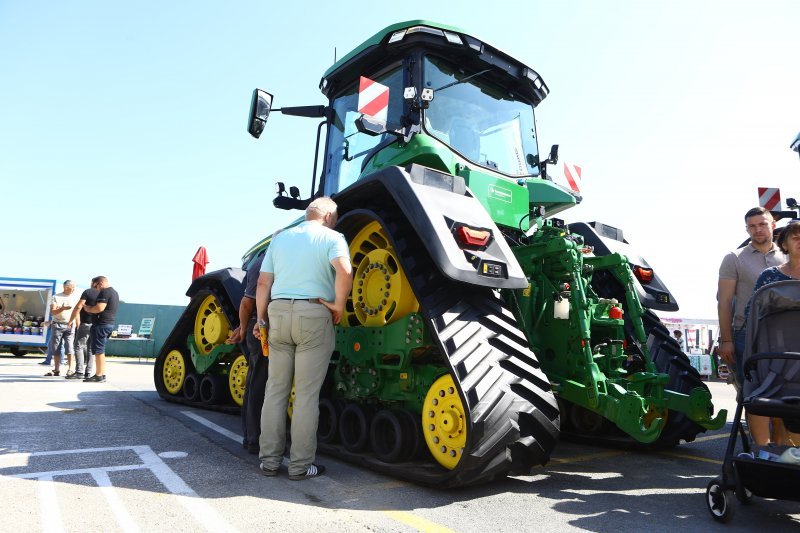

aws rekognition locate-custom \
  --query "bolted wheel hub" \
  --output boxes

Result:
[194,294,231,354]
[343,220,419,327]
[162,350,186,395]
[422,374,467,470]
[228,354,248,407]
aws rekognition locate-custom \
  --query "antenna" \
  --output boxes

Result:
[334,47,337,63]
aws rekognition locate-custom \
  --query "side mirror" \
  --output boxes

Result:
[548,144,559,165]
[248,89,273,139]
[355,114,388,137]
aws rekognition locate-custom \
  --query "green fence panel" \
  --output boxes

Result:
[105,303,184,358]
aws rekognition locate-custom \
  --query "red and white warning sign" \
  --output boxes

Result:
[758,187,782,210]
[357,76,389,123]
[563,162,582,194]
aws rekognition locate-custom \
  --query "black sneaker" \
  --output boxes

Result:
[84,375,106,383]
[66,373,84,380]
[288,464,325,480]
[259,463,278,477]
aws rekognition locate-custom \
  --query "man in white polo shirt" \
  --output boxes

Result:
[254,197,352,480]
[45,280,80,377]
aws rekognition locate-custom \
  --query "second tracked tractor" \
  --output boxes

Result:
[155,20,725,487]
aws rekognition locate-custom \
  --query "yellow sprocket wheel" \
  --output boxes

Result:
[194,294,231,354]
[343,220,419,327]
[228,354,248,407]
[422,374,467,470]
[162,349,186,395]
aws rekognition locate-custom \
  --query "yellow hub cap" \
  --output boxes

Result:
[287,383,296,418]
[344,220,419,327]
[228,354,248,407]
[642,405,668,429]
[422,374,467,470]
[162,350,186,395]
[194,294,230,354]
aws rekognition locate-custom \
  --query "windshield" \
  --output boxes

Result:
[324,66,404,195]
[423,55,539,177]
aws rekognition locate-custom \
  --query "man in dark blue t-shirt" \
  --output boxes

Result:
[82,276,119,383]
[67,278,100,379]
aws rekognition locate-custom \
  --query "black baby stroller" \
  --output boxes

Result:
[706,280,800,523]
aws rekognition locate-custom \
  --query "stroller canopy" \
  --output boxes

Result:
[743,279,800,400]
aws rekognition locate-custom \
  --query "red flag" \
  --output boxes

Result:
[192,246,209,281]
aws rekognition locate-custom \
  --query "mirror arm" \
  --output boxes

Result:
[310,119,327,198]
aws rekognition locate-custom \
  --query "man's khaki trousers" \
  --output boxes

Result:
[258,299,335,476]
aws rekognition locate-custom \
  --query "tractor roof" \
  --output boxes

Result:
[319,20,548,105]
[322,20,466,78]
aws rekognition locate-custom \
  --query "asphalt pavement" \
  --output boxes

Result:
[1,354,798,532]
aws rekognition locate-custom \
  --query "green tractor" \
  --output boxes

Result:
[155,20,725,487]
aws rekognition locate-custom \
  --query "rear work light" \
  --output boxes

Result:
[632,265,654,284]
[455,226,491,248]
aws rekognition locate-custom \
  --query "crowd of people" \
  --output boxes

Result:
[40,276,119,383]
[717,206,800,450]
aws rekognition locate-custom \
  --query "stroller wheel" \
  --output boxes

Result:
[706,477,736,523]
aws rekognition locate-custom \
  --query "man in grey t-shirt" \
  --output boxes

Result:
[717,206,785,446]
[718,207,785,371]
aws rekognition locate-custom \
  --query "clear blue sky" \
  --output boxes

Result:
[1,1,798,320]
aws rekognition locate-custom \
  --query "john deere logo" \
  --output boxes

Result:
[488,184,512,203]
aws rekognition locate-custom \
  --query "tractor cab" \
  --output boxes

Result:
[248,21,577,227]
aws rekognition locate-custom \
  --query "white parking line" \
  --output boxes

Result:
[7,445,238,533]
[38,475,64,533]
[181,411,242,443]
[93,469,140,533]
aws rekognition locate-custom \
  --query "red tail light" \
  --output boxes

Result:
[633,266,654,283]
[609,306,624,319]
[456,226,491,248]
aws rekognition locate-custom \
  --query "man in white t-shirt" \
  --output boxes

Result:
[45,280,80,377]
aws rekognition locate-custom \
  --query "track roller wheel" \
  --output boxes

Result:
[161,349,187,395]
[370,409,407,463]
[183,373,200,402]
[343,220,419,327]
[228,354,248,407]
[706,476,735,523]
[194,294,231,354]
[569,403,604,434]
[422,374,467,470]
[397,408,425,460]
[200,374,229,405]
[317,398,340,444]
[339,403,372,452]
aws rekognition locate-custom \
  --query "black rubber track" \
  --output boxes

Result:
[565,271,710,449]
[322,196,560,487]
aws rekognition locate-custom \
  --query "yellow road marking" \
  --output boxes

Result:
[549,450,626,465]
[382,510,457,533]
[691,432,732,443]
[659,451,723,465]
